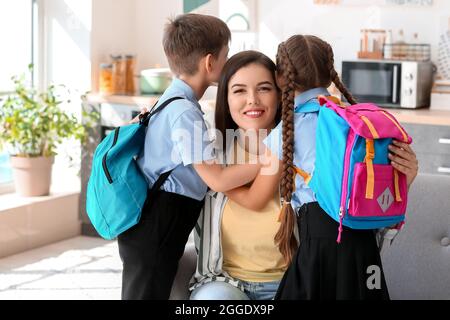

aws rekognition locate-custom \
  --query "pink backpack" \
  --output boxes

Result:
[298,96,412,242]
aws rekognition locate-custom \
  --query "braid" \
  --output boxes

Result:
[274,43,298,267]
[325,43,357,105]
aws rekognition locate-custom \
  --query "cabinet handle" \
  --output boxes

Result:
[441,237,450,247]
[438,138,450,144]
[437,167,450,174]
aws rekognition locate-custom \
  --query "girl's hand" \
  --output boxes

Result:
[388,140,418,187]
[128,107,149,124]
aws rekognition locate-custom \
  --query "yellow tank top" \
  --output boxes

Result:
[221,141,286,283]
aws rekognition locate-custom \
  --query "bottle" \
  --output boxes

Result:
[99,63,113,94]
[384,29,393,60]
[125,54,136,95]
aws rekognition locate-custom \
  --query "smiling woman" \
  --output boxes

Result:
[190,50,286,301]
[227,66,279,132]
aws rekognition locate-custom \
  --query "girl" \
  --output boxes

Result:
[273,35,418,299]
[227,35,419,300]
[189,50,287,300]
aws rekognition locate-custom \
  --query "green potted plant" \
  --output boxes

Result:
[0,65,97,196]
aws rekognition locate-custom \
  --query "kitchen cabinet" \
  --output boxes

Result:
[402,123,450,176]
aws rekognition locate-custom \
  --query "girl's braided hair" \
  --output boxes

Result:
[275,35,356,266]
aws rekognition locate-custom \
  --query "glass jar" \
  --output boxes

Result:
[111,55,126,95]
[99,63,113,94]
[125,54,136,95]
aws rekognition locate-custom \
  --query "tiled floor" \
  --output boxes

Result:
[0,236,122,300]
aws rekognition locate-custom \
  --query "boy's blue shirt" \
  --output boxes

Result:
[264,87,329,209]
[137,78,216,201]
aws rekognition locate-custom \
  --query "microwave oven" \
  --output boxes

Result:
[341,60,434,108]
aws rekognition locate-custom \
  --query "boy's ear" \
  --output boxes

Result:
[205,53,214,73]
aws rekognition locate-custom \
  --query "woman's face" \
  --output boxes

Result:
[227,63,279,131]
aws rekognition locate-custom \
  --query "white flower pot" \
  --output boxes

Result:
[10,156,54,196]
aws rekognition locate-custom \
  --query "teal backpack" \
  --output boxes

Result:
[86,97,183,240]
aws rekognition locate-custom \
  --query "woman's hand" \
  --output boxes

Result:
[128,107,149,124]
[388,140,418,187]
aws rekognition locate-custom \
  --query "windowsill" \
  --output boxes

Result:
[0,163,81,213]
[0,183,14,195]
[0,168,81,258]
[0,189,80,213]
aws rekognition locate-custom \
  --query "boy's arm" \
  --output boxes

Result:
[193,162,260,193]
[224,148,282,211]
[172,107,261,192]
[171,108,260,192]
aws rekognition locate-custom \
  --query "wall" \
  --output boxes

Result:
[134,0,219,71]
[133,0,219,99]
[112,0,450,77]
[40,0,450,100]
[134,0,182,71]
[91,0,218,91]
[91,0,137,92]
[257,0,450,72]
[72,0,450,91]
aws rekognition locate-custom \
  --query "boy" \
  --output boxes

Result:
[118,13,260,300]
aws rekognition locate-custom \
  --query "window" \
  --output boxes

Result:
[0,0,36,193]
[219,0,258,56]
[0,0,35,93]
[0,152,13,193]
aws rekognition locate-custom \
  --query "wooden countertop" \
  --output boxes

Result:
[84,93,217,113]
[84,93,160,107]
[84,94,450,126]
[389,108,450,126]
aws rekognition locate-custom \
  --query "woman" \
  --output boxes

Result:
[189,50,286,300]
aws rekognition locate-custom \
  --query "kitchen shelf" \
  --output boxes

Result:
[84,93,160,107]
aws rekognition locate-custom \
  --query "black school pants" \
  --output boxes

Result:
[117,190,203,300]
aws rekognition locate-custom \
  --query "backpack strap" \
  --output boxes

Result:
[318,95,347,108]
[148,170,173,198]
[380,111,409,143]
[140,96,185,203]
[139,96,184,126]
[293,166,311,185]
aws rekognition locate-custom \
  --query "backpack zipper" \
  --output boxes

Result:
[337,130,357,243]
[102,127,120,184]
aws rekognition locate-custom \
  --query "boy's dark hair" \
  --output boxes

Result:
[275,35,357,266]
[215,50,281,152]
[163,14,231,76]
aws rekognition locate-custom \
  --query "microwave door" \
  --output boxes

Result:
[342,62,401,107]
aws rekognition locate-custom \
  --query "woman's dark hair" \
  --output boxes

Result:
[215,50,281,152]
[275,35,357,266]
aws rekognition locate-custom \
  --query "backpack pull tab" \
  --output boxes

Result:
[393,169,402,202]
[365,139,375,200]
[337,207,344,243]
